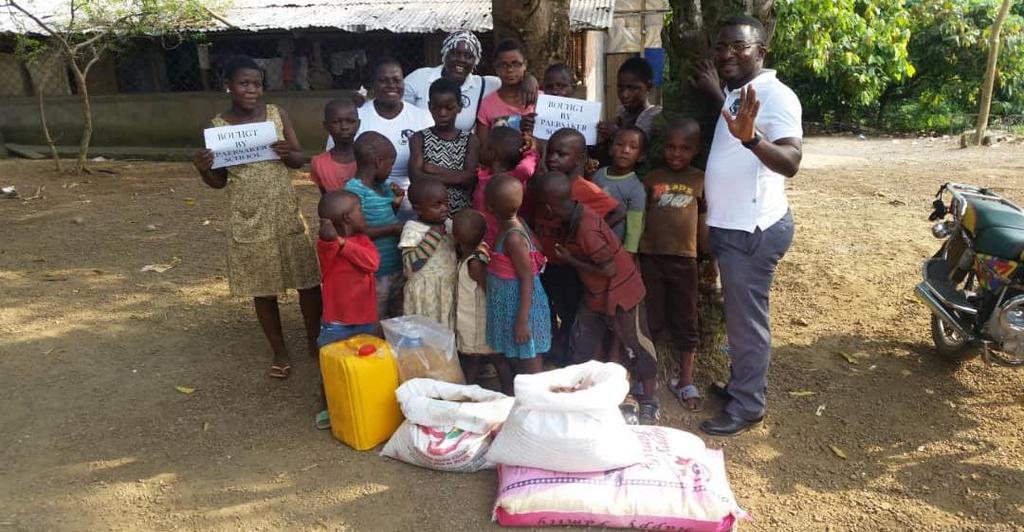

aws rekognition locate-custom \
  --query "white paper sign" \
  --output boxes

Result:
[534,95,603,145]
[203,121,278,169]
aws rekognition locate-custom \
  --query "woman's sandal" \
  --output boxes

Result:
[269,362,291,379]
[670,381,704,412]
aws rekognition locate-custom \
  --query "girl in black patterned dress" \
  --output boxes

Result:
[409,78,481,214]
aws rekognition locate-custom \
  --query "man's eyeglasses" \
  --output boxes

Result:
[714,41,763,54]
[497,61,525,71]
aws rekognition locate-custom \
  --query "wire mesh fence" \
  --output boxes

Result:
[949,113,1024,136]
[0,30,498,98]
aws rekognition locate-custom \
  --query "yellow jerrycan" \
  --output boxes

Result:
[320,334,403,450]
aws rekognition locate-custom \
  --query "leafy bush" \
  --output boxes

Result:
[769,0,1024,132]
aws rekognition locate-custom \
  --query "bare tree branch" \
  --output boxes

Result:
[204,6,236,28]
[6,0,219,174]
[82,43,101,76]
[72,13,142,52]
[6,0,60,38]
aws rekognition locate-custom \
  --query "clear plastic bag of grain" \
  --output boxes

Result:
[382,315,465,384]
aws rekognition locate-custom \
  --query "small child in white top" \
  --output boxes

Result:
[452,209,513,395]
[400,178,458,328]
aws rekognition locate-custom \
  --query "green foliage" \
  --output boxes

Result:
[9,0,220,51]
[768,0,1024,131]
[6,0,221,172]
[899,0,1024,119]
[771,0,916,122]
[13,34,47,62]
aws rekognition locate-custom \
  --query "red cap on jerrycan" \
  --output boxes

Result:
[357,344,377,357]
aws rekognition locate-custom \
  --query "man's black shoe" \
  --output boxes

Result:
[700,412,763,437]
[707,381,731,401]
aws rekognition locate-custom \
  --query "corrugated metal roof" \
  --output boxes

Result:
[570,0,614,31]
[218,0,492,34]
[0,1,615,35]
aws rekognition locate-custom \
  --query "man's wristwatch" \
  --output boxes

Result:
[742,133,762,150]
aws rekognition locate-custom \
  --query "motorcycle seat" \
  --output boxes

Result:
[964,198,1024,260]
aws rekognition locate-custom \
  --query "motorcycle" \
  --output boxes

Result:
[915,182,1024,367]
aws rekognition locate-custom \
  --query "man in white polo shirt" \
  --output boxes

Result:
[695,15,803,436]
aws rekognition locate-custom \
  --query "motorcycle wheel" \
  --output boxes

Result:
[929,315,978,362]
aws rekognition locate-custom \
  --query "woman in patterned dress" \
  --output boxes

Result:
[193,56,321,379]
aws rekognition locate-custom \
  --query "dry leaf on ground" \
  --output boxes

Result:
[141,257,181,273]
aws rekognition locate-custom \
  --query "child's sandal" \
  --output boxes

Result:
[269,363,291,379]
[638,402,661,425]
[315,409,331,430]
[619,398,640,426]
[670,382,704,412]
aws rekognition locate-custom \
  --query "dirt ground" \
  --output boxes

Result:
[2,136,1023,532]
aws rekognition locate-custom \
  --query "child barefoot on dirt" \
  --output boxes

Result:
[193,55,321,380]
[400,178,458,328]
[409,78,480,213]
[344,132,406,318]
[453,209,514,395]
[535,171,660,425]
[311,99,361,193]
[485,175,551,376]
[475,126,539,245]
[639,119,711,412]
[315,190,380,428]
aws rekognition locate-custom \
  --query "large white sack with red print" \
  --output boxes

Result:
[493,426,748,531]
[381,379,514,472]
[484,361,644,473]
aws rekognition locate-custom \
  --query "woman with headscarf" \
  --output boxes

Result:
[405,31,536,133]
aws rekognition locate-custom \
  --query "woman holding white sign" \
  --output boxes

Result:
[194,56,322,380]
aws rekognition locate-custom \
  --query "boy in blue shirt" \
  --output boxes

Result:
[344,131,406,317]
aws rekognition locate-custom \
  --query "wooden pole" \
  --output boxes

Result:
[973,0,1013,146]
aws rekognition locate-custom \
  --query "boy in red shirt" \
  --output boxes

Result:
[535,171,659,425]
[531,128,624,366]
[315,189,380,428]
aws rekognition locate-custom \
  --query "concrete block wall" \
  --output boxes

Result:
[0,90,358,151]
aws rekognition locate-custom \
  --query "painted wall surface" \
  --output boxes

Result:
[0,90,357,150]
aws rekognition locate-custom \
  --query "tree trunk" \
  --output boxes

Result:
[492,0,570,80]
[663,0,777,155]
[659,0,777,389]
[35,87,62,172]
[72,66,91,174]
[974,0,1012,146]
